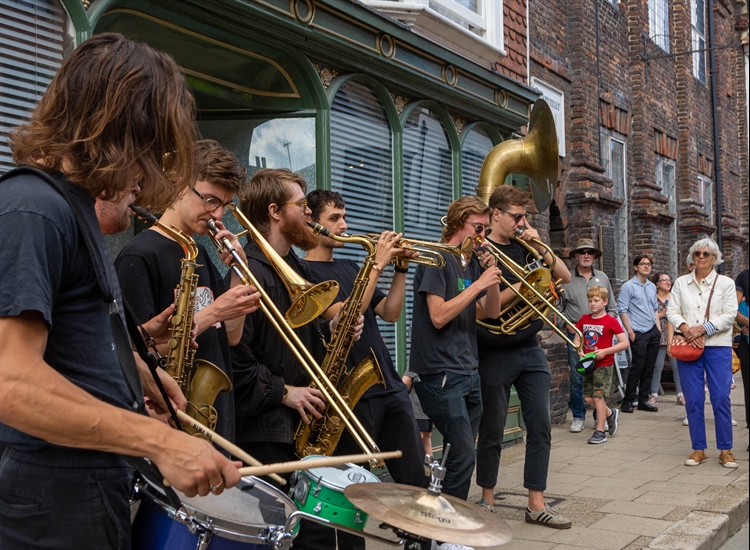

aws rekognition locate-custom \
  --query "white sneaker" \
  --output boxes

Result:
[437,544,474,550]
[731,418,738,426]
[569,418,584,433]
[682,417,689,426]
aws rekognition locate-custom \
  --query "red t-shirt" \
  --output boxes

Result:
[575,313,623,368]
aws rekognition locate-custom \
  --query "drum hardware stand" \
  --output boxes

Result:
[425,443,450,496]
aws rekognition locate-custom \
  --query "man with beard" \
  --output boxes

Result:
[0,33,241,549]
[562,239,618,433]
[230,169,362,548]
[474,185,573,529]
[116,139,260,442]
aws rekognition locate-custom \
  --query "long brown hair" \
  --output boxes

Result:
[442,195,490,242]
[11,33,196,212]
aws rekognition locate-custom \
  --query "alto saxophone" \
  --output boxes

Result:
[130,206,232,435]
[294,222,385,459]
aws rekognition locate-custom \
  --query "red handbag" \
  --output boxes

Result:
[669,275,718,362]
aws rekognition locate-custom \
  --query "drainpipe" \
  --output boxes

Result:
[708,0,723,265]
[595,0,602,163]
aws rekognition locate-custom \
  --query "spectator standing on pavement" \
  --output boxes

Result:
[649,272,683,406]
[667,237,738,469]
[573,286,628,444]
[617,255,661,413]
[562,238,617,433]
[733,268,749,439]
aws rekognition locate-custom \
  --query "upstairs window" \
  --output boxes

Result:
[649,0,670,52]
[601,129,629,282]
[656,155,677,275]
[699,175,713,224]
[692,0,706,82]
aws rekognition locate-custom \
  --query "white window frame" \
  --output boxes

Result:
[656,155,677,275]
[428,0,502,46]
[649,0,670,52]
[692,0,707,83]
[699,174,713,224]
[601,128,629,282]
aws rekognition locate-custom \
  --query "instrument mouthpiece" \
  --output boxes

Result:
[129,204,158,226]
[515,227,526,236]
[307,221,330,237]
[206,219,218,233]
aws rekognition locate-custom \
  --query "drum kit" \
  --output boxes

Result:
[130,445,513,549]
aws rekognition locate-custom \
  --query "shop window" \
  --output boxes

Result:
[0,0,74,173]
[649,0,670,53]
[329,79,396,358]
[692,0,706,83]
[601,129,628,282]
[461,126,495,197]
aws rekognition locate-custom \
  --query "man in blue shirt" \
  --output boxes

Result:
[617,255,661,413]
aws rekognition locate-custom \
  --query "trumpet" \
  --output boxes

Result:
[477,231,582,349]
[222,203,339,328]
[205,215,384,466]
[342,232,475,269]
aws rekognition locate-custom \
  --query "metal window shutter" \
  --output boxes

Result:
[0,0,67,173]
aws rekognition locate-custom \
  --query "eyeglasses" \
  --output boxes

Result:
[499,209,527,223]
[693,251,712,258]
[658,278,672,284]
[578,249,596,256]
[191,187,232,213]
[283,199,308,210]
[638,262,653,267]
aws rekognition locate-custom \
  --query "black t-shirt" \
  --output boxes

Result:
[477,238,544,349]
[306,258,404,398]
[409,251,485,375]
[115,229,235,442]
[736,269,749,300]
[0,171,133,450]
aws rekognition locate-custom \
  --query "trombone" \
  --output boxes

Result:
[342,233,475,269]
[205,215,384,466]
[223,203,339,328]
[478,233,582,349]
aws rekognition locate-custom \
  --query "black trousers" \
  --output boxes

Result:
[623,325,661,405]
[0,447,133,550]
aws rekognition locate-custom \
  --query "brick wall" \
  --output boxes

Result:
[497,0,529,82]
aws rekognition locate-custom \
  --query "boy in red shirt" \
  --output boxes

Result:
[574,286,630,444]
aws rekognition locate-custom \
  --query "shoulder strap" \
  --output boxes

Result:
[704,273,720,322]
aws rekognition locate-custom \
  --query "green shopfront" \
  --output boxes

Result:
[3,0,537,446]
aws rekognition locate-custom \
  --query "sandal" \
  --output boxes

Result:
[676,393,685,406]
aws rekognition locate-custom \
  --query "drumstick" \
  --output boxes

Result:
[237,450,402,477]
[176,410,286,486]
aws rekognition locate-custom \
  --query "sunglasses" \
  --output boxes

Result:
[693,251,712,258]
[499,209,527,223]
[578,249,596,256]
[469,223,487,234]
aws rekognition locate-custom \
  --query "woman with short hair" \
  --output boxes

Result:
[667,237,738,468]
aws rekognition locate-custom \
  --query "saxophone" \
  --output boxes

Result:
[294,222,386,459]
[130,206,232,435]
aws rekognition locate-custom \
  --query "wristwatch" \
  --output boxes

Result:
[281,385,289,404]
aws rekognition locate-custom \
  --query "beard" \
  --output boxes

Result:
[280,214,320,251]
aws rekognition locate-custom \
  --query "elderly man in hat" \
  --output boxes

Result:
[562,238,618,432]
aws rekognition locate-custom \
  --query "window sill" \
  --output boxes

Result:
[363,1,507,68]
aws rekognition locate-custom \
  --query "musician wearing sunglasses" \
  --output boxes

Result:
[561,239,618,434]
[115,140,260,442]
[410,196,501,510]
[0,35,243,549]
[475,185,573,529]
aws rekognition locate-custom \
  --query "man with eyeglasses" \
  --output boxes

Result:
[475,185,573,529]
[617,255,661,413]
[116,139,260,442]
[562,239,618,433]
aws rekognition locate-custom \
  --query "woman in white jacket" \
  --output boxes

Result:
[667,237,738,469]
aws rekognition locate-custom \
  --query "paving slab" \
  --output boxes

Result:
[597,500,675,519]
[637,480,711,495]
[587,514,673,537]
[648,511,728,550]
[571,485,648,502]
[545,525,639,549]
[633,491,705,507]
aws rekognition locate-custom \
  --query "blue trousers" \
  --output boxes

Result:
[677,346,734,451]
[567,331,586,419]
[414,371,483,500]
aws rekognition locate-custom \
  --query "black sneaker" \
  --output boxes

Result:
[607,408,620,436]
[588,430,607,444]
[621,401,634,413]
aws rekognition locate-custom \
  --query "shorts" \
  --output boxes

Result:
[583,365,613,399]
[417,418,433,433]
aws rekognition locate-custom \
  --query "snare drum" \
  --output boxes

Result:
[132,476,299,550]
[290,457,380,531]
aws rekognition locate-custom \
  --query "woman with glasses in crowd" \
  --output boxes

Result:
[649,272,683,406]
[667,237,738,469]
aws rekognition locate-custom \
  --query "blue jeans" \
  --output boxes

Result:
[567,331,586,420]
[678,346,734,451]
[477,343,552,492]
[652,345,681,395]
[414,371,482,500]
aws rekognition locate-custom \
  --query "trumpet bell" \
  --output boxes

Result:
[286,280,341,329]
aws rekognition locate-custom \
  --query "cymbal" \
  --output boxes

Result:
[344,483,513,547]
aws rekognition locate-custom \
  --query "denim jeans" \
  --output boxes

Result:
[0,447,133,550]
[651,344,681,395]
[414,371,482,500]
[477,343,552,492]
[566,330,586,420]
[678,347,734,450]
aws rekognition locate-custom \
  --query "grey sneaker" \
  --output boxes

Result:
[475,499,495,513]
[569,418,584,432]
[525,506,572,529]
[607,408,620,436]
[588,430,608,444]
[592,410,609,432]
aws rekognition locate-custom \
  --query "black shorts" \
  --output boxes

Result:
[417,418,433,433]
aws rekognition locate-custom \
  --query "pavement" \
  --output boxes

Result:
[365,377,748,550]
